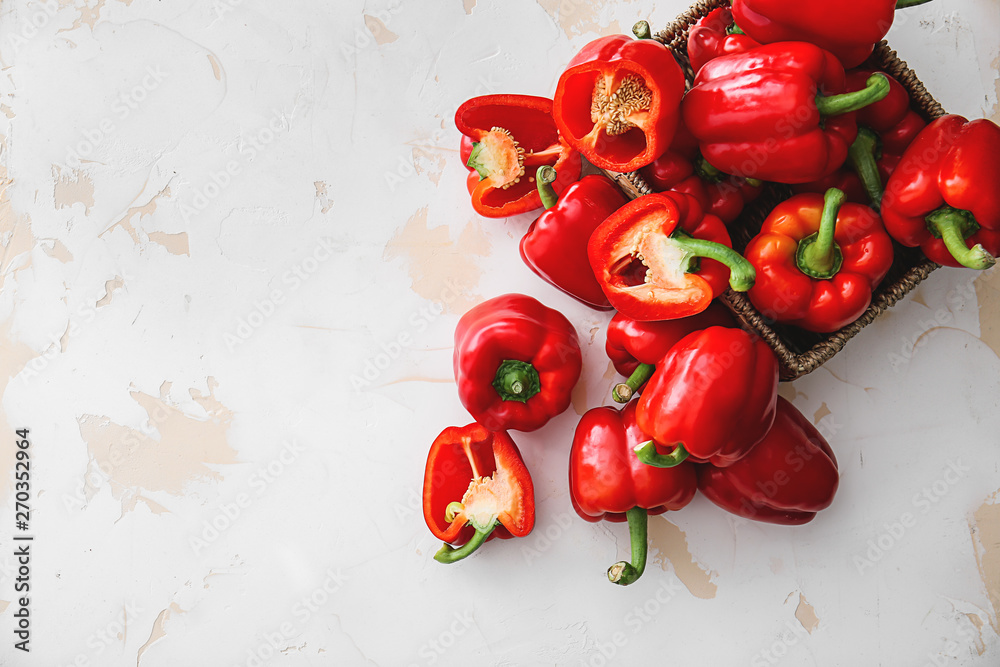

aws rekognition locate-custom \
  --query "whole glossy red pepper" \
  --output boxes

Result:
[570,399,697,585]
[588,192,756,321]
[634,326,779,469]
[423,423,534,563]
[456,95,581,218]
[730,0,935,69]
[520,167,627,310]
[552,24,685,173]
[454,294,582,432]
[882,115,1000,270]
[641,118,764,225]
[682,43,891,184]
[698,397,839,525]
[605,303,735,403]
[744,189,894,332]
[687,6,761,75]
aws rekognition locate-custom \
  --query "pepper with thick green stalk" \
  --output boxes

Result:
[570,400,696,585]
[588,191,756,322]
[744,188,895,332]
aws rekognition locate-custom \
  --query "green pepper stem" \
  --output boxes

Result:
[745,177,763,188]
[434,522,498,564]
[536,165,558,210]
[727,23,745,35]
[632,20,652,40]
[816,74,890,117]
[608,507,648,586]
[612,363,654,403]
[847,127,884,209]
[670,235,756,292]
[694,156,724,184]
[796,188,846,279]
[895,0,934,7]
[492,359,541,403]
[926,207,996,270]
[634,441,690,468]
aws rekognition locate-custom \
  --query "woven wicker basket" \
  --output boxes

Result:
[604,0,946,380]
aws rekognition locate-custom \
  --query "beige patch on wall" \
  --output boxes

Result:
[794,593,820,634]
[647,516,718,599]
[535,0,622,38]
[970,490,1000,636]
[975,267,1000,359]
[364,15,398,45]
[53,168,95,214]
[76,378,238,510]
[383,207,488,313]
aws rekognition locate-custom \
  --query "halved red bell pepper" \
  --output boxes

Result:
[730,0,935,69]
[570,399,697,585]
[882,115,1000,270]
[634,326,779,468]
[698,397,839,525]
[640,118,764,225]
[588,191,756,321]
[520,167,627,310]
[454,293,582,432]
[682,43,891,184]
[423,423,534,563]
[605,303,735,403]
[744,188,894,332]
[456,94,581,218]
[687,6,761,75]
[552,25,685,173]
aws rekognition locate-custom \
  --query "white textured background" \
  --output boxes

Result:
[0,0,999,665]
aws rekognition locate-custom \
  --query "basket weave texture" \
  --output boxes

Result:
[606,0,947,380]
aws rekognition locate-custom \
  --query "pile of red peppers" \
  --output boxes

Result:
[421,0,1000,585]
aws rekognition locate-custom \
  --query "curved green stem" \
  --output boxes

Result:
[608,507,648,586]
[694,156,724,184]
[434,522,498,564]
[727,22,745,35]
[926,207,996,270]
[796,188,845,279]
[669,234,756,292]
[816,73,890,117]
[745,177,763,188]
[612,363,654,403]
[896,0,934,7]
[536,165,558,210]
[847,127,884,209]
[632,20,652,40]
[634,441,689,468]
[492,359,541,403]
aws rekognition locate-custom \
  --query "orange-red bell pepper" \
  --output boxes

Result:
[744,188,894,332]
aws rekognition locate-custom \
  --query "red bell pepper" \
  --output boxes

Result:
[552,24,685,173]
[882,115,1000,270]
[423,423,534,563]
[633,326,779,468]
[588,192,756,322]
[681,43,891,185]
[605,303,735,403]
[744,188,894,332]
[698,397,839,525]
[454,293,582,432]
[687,6,761,75]
[730,0,935,69]
[456,94,581,218]
[519,167,627,310]
[640,118,764,225]
[570,399,697,585]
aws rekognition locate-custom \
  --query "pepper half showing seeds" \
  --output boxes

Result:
[466,126,527,190]
[591,75,652,137]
